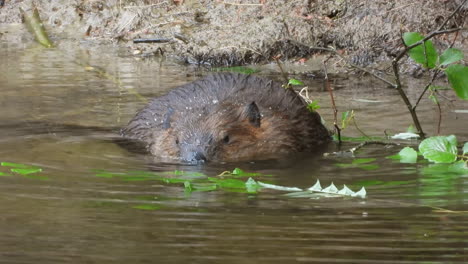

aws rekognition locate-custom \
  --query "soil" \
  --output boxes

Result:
[0,0,467,70]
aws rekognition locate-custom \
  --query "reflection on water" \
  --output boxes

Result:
[0,37,467,263]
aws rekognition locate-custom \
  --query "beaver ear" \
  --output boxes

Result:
[244,102,261,127]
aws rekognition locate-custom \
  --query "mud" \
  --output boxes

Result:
[0,0,467,68]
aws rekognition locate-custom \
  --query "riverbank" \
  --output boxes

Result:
[1,0,466,73]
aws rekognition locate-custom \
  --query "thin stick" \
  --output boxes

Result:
[323,56,341,142]
[413,69,440,110]
[436,97,442,135]
[273,56,289,85]
[221,2,263,6]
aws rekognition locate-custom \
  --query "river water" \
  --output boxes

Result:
[0,35,467,263]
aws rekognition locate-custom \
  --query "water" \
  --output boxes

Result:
[0,33,467,263]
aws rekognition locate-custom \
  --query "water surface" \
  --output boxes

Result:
[0,36,467,263]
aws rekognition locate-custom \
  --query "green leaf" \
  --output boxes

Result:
[407,124,417,133]
[184,181,193,192]
[132,204,162,210]
[445,64,468,100]
[307,101,321,111]
[439,48,464,66]
[208,177,247,190]
[402,32,438,68]
[288,79,304,86]
[352,158,376,164]
[258,181,302,192]
[341,110,353,129]
[428,94,438,104]
[11,168,42,175]
[446,134,457,146]
[19,7,54,48]
[419,136,458,163]
[232,168,244,175]
[245,178,261,193]
[397,147,418,163]
[230,168,261,177]
[463,142,468,155]
[1,162,37,169]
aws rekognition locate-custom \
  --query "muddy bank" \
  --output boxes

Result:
[0,0,467,69]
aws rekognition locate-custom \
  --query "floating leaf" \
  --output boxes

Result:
[322,182,338,193]
[245,178,262,193]
[257,181,302,192]
[445,64,468,100]
[132,204,162,210]
[421,161,468,177]
[402,32,438,68]
[208,177,247,190]
[308,180,322,191]
[397,147,418,163]
[11,168,42,175]
[231,168,258,177]
[353,187,367,198]
[288,79,304,86]
[1,162,37,169]
[391,132,420,140]
[463,142,468,155]
[352,158,376,164]
[337,185,354,195]
[439,48,464,66]
[184,181,192,192]
[190,182,218,192]
[296,180,366,198]
[419,136,458,163]
[221,168,265,177]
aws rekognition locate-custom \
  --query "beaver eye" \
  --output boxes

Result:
[175,138,180,145]
[223,135,230,144]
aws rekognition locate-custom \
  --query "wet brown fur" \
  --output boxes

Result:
[121,73,330,162]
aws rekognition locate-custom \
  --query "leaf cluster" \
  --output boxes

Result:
[403,32,468,100]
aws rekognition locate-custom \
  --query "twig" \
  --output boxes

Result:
[272,56,289,85]
[435,97,442,135]
[413,69,440,110]
[352,117,371,139]
[393,28,462,63]
[133,38,172,43]
[436,0,467,31]
[391,60,425,138]
[322,56,341,142]
[221,1,263,6]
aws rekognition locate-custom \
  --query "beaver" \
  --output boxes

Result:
[121,73,330,163]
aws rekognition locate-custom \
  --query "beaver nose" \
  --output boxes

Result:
[193,151,207,162]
